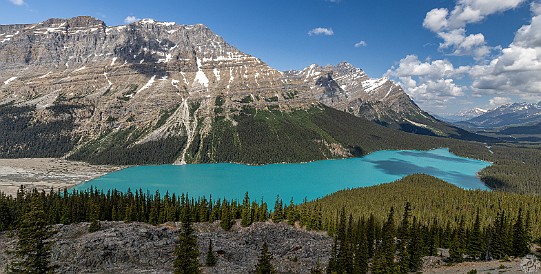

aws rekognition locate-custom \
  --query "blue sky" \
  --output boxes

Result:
[1,0,541,115]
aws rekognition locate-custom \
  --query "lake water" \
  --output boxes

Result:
[75,148,491,204]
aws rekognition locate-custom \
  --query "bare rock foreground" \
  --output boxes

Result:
[0,221,332,273]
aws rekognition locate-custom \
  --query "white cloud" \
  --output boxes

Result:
[489,96,512,106]
[386,55,467,107]
[386,55,466,80]
[124,16,140,24]
[423,0,526,58]
[468,6,541,100]
[423,8,449,32]
[406,78,465,107]
[354,41,367,47]
[308,27,334,36]
[437,28,491,58]
[9,0,25,5]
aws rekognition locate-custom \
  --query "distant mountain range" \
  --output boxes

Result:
[456,102,541,129]
[0,16,489,164]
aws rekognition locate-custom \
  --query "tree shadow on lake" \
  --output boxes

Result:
[397,151,473,163]
[367,158,485,189]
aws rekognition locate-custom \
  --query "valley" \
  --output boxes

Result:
[1,14,540,274]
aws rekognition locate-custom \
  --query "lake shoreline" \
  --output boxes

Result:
[75,148,492,205]
[0,148,493,199]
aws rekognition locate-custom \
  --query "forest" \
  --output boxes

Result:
[1,174,539,273]
[2,102,541,194]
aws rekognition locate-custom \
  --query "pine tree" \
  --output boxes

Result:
[220,200,233,231]
[335,207,348,273]
[286,198,297,226]
[205,239,217,267]
[174,208,200,274]
[467,209,483,260]
[88,201,101,233]
[271,195,283,223]
[255,242,276,274]
[327,238,338,274]
[366,214,376,258]
[407,217,423,272]
[9,198,55,273]
[397,202,411,273]
[354,225,369,274]
[241,192,252,227]
[512,207,529,257]
[372,207,396,274]
[449,218,466,263]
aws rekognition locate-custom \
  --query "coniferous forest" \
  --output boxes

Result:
[2,174,540,273]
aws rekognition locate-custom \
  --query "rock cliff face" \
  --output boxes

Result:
[0,16,477,164]
[287,62,461,136]
[0,221,332,273]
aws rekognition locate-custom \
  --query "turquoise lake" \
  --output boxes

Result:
[75,148,491,204]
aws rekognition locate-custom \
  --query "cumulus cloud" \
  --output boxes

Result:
[386,55,468,107]
[489,96,513,106]
[9,0,25,5]
[423,8,449,32]
[354,41,367,47]
[426,0,526,31]
[437,28,491,58]
[406,78,465,107]
[386,55,467,80]
[423,0,526,58]
[468,4,541,100]
[124,16,140,24]
[308,27,334,36]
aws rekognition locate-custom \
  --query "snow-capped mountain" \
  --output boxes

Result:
[0,16,487,164]
[460,102,541,128]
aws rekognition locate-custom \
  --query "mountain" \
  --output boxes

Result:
[0,16,487,165]
[458,102,541,129]
[287,62,489,140]
[460,107,489,119]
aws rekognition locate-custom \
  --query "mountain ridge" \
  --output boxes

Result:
[456,102,541,129]
[0,16,491,165]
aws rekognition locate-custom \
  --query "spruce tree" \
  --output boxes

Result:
[205,239,217,267]
[9,198,55,273]
[220,200,233,231]
[241,192,252,227]
[286,198,297,226]
[467,209,483,260]
[512,207,529,257]
[449,218,466,263]
[255,242,276,274]
[88,201,101,233]
[407,217,423,272]
[271,195,283,223]
[335,207,348,273]
[174,208,200,274]
[372,207,396,274]
[366,214,376,258]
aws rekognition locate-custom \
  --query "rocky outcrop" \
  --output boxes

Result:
[0,221,331,273]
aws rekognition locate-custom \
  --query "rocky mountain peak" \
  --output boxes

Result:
[37,16,106,30]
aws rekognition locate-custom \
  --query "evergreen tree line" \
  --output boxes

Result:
[0,188,270,232]
[324,203,533,274]
[2,175,539,273]
[298,175,541,240]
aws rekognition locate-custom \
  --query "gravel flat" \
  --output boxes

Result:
[0,158,121,197]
